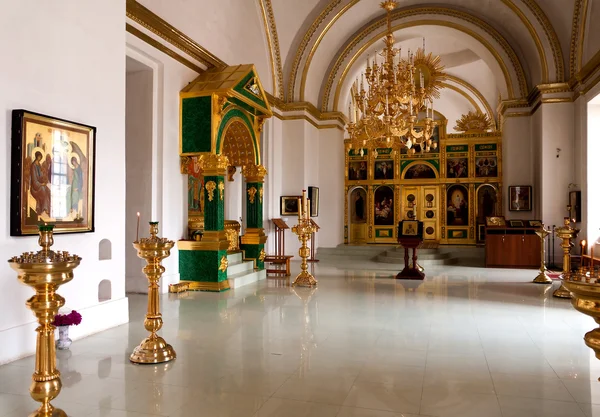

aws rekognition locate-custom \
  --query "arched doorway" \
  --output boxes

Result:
[347,186,367,244]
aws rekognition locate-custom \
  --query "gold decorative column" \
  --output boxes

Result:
[292,190,317,287]
[532,224,552,284]
[8,224,81,417]
[131,222,176,364]
[553,218,580,298]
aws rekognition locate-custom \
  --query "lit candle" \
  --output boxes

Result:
[592,243,595,271]
[136,212,140,241]
[581,240,587,256]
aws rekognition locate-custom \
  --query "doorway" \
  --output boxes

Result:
[125,56,153,293]
[401,185,440,241]
[348,186,367,244]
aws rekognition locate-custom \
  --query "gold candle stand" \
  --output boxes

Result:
[291,219,317,287]
[130,222,176,364]
[8,225,81,417]
[561,271,600,379]
[532,224,552,284]
[553,219,580,298]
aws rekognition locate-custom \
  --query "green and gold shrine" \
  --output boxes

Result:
[171,64,271,292]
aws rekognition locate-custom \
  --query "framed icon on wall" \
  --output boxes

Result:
[508,185,532,211]
[308,186,319,217]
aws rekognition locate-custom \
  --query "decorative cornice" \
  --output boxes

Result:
[288,0,345,102]
[258,0,284,100]
[126,0,227,70]
[126,24,203,73]
[325,10,528,113]
[266,92,346,129]
[569,50,600,93]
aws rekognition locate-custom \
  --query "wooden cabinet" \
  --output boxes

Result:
[485,228,540,268]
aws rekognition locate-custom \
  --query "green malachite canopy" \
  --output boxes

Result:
[181,64,272,117]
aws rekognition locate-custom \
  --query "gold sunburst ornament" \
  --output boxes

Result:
[454,111,494,133]
[347,0,446,156]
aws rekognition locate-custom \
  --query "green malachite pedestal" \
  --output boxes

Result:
[177,243,229,292]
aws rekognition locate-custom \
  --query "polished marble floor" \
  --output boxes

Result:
[3,261,600,417]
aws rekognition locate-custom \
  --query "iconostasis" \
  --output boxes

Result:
[344,116,502,245]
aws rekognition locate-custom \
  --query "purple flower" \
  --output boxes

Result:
[52,310,82,327]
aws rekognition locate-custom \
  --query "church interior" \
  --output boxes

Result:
[2,0,600,416]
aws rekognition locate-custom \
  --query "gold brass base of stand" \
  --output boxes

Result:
[29,408,67,417]
[532,272,553,284]
[553,283,572,298]
[292,271,318,287]
[130,336,176,364]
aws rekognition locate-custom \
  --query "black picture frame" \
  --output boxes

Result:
[308,186,319,217]
[280,196,301,215]
[508,185,532,211]
[11,109,96,236]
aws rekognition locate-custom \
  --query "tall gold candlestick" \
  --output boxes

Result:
[8,224,81,417]
[130,222,176,364]
[553,218,580,298]
[533,224,552,284]
[292,217,317,287]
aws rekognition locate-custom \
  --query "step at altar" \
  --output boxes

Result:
[226,252,266,289]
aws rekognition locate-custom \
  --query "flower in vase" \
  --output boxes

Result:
[52,310,82,327]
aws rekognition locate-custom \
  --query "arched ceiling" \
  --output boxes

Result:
[266,0,573,114]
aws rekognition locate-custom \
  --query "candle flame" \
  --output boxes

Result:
[137,212,140,216]
[582,240,587,247]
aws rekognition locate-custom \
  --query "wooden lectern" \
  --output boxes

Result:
[307,219,320,262]
[265,218,293,276]
[396,220,425,280]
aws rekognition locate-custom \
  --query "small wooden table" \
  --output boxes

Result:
[396,237,425,280]
[265,255,293,276]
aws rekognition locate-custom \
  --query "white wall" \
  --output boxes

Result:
[0,0,129,364]
[502,116,534,219]
[318,128,345,248]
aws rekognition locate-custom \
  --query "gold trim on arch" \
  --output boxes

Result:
[288,0,345,102]
[328,18,525,114]
[570,0,587,78]
[299,0,360,101]
[500,0,548,82]
[444,75,496,128]
[258,0,284,100]
[401,160,440,180]
[439,82,483,115]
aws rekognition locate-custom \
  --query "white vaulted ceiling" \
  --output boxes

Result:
[135,0,598,130]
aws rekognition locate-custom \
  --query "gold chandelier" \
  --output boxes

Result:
[347,0,446,156]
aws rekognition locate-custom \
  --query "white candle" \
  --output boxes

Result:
[136,212,140,241]
[307,199,311,219]
[297,197,302,220]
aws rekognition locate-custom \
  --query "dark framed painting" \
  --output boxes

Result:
[447,158,468,178]
[403,163,437,179]
[308,186,319,217]
[11,110,96,236]
[509,185,532,211]
[569,191,581,222]
[475,156,498,177]
[374,185,394,225]
[280,196,301,215]
[447,184,469,226]
[348,160,367,180]
[374,160,394,180]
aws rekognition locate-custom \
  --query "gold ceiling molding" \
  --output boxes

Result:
[299,0,360,101]
[518,0,564,81]
[126,0,227,70]
[326,14,527,115]
[444,74,496,127]
[126,24,203,74]
[570,50,600,93]
[569,0,588,78]
[287,0,345,102]
[258,0,284,100]
[500,0,548,83]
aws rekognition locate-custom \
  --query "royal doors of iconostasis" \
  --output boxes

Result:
[344,120,503,246]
